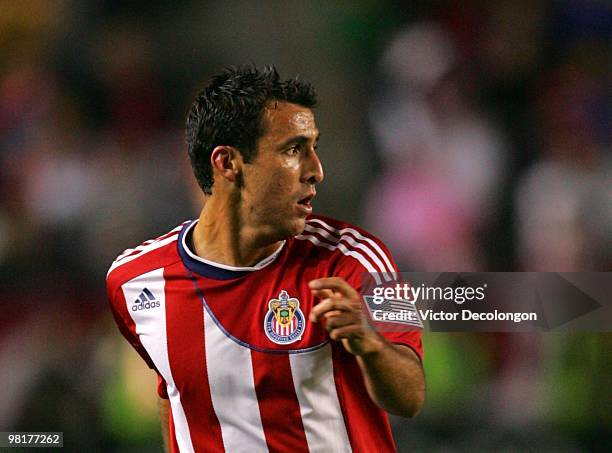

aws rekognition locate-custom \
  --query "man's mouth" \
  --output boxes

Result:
[297,193,315,215]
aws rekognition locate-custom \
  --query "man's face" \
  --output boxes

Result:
[241,101,323,239]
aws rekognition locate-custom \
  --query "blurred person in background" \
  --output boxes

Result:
[366,22,508,272]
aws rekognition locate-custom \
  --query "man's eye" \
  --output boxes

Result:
[286,146,300,155]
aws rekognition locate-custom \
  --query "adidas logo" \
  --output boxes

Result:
[132,288,161,311]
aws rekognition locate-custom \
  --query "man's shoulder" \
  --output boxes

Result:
[303,214,381,240]
[296,214,397,275]
[106,221,190,294]
[301,214,390,250]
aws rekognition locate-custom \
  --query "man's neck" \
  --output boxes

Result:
[191,195,283,268]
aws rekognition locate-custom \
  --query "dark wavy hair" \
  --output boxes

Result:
[186,65,317,194]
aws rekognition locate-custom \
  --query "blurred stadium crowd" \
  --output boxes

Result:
[0,1,610,452]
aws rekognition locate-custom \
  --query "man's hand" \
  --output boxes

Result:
[309,277,425,418]
[308,277,383,356]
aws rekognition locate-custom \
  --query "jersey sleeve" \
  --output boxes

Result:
[335,230,424,362]
[106,276,158,371]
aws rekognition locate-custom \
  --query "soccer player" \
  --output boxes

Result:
[106,65,425,453]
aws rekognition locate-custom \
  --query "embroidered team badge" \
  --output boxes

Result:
[264,290,305,345]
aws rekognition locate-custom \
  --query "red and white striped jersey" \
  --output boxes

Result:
[106,214,423,453]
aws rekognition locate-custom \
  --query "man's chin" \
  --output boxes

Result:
[280,217,308,238]
[279,217,306,238]
[260,216,307,241]
[292,217,307,236]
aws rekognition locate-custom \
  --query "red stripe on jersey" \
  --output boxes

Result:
[251,351,309,453]
[381,331,424,362]
[331,345,397,453]
[332,343,396,453]
[164,263,225,452]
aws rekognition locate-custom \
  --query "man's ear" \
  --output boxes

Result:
[210,146,242,185]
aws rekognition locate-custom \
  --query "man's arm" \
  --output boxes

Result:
[159,397,171,453]
[309,278,425,417]
[354,339,425,417]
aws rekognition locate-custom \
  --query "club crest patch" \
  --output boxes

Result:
[264,290,305,345]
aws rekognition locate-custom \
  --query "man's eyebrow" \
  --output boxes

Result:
[277,133,321,149]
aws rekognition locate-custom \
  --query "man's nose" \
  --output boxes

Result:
[302,148,324,185]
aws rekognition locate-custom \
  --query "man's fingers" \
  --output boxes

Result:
[328,324,364,342]
[323,309,344,319]
[309,277,363,328]
[309,298,352,322]
[309,298,332,322]
[310,288,337,300]
[309,277,359,298]
[323,312,357,331]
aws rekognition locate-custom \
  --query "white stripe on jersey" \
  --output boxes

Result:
[303,224,393,282]
[203,305,269,452]
[122,268,195,453]
[107,233,179,277]
[289,344,352,453]
[306,219,397,280]
[295,233,383,285]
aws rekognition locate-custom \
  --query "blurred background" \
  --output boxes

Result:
[0,0,610,451]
